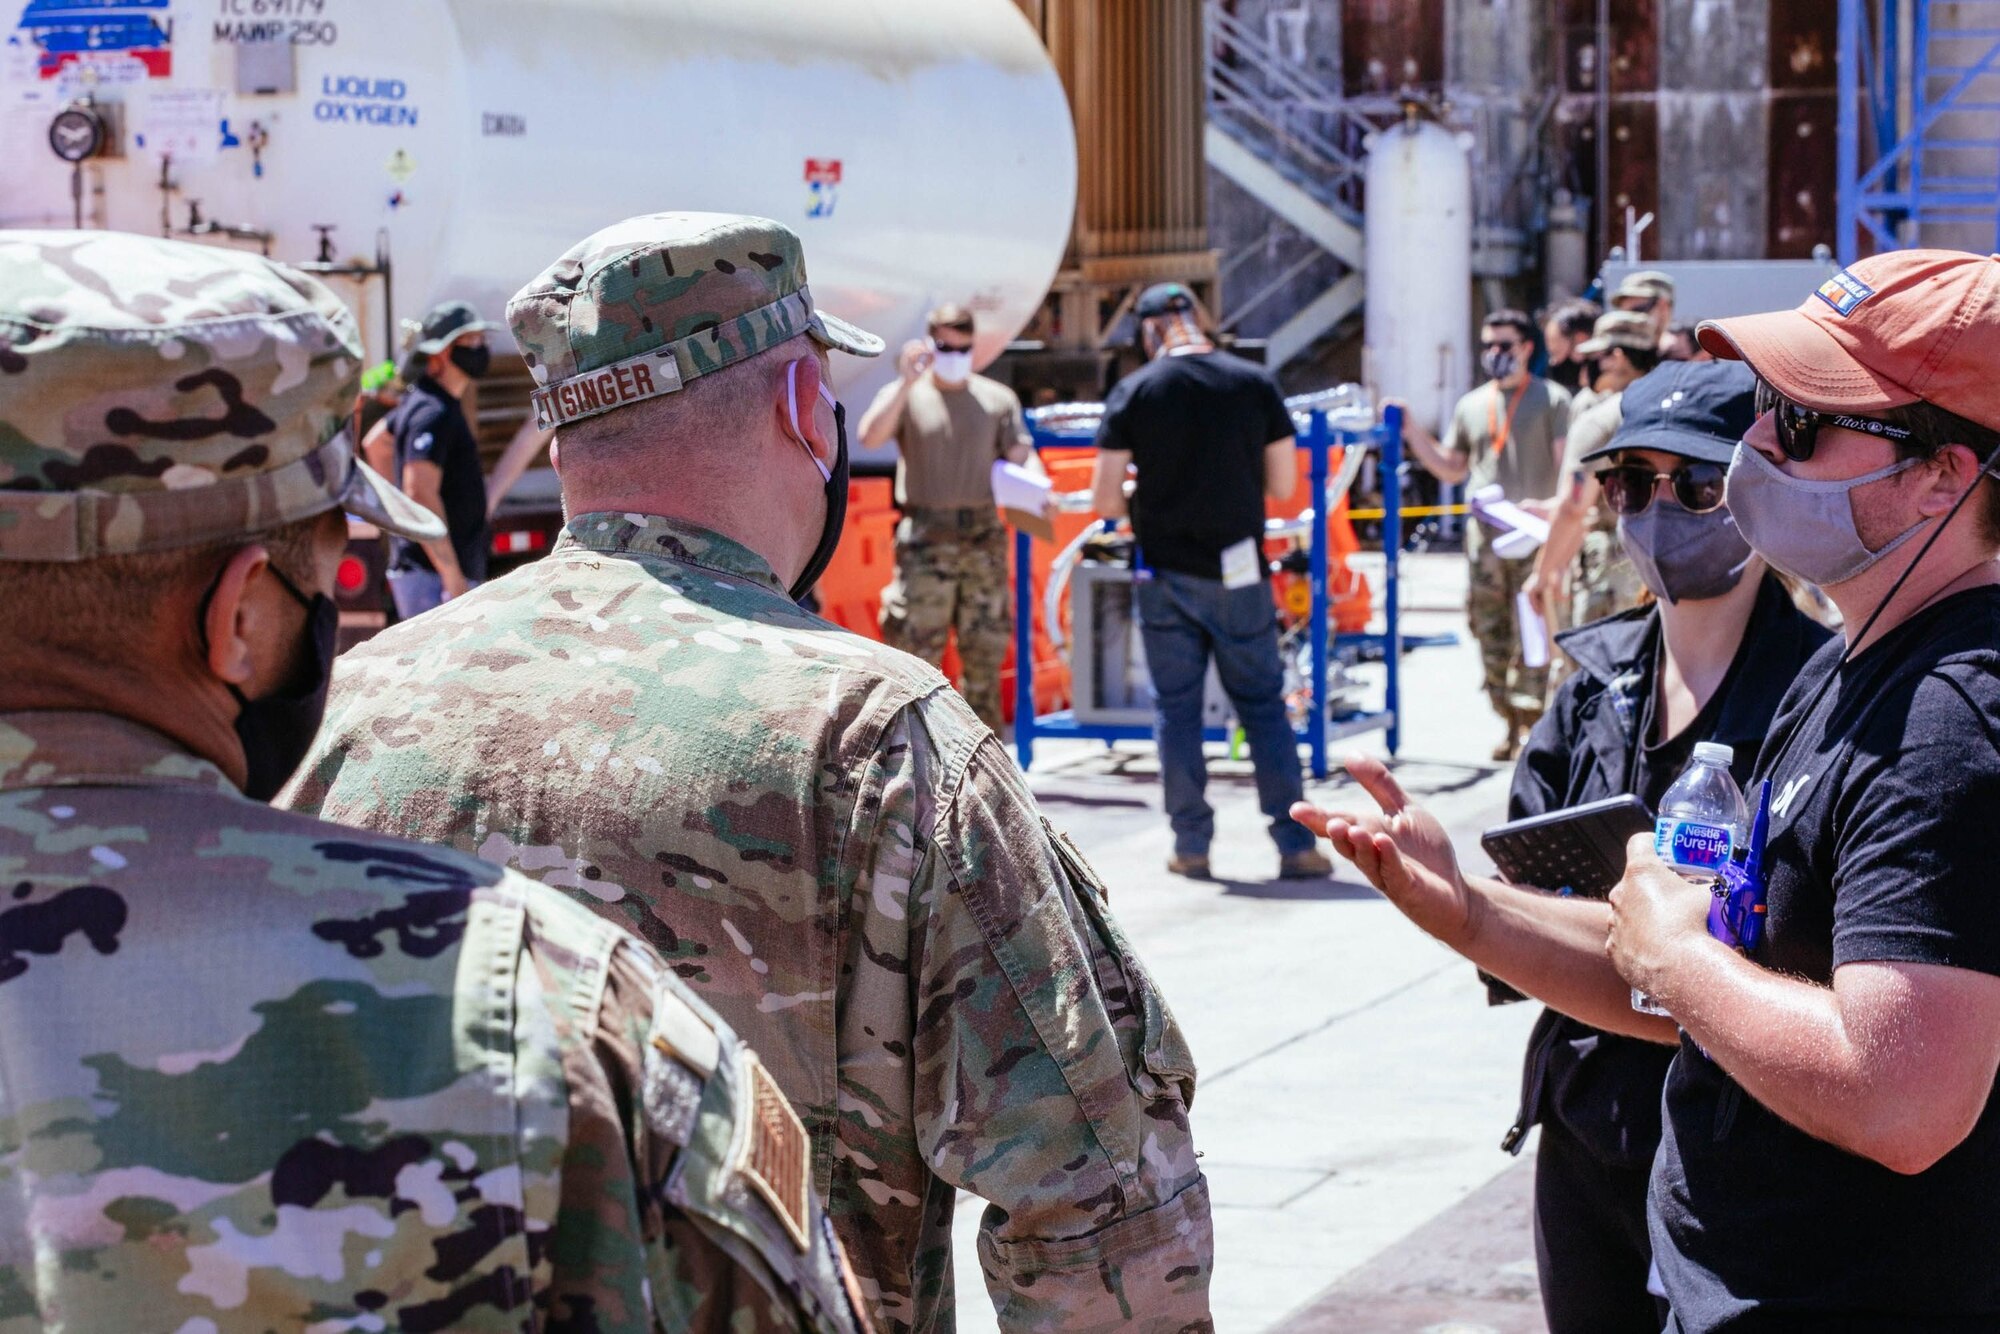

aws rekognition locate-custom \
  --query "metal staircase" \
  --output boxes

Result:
[1839,0,2000,260]
[1204,2,1376,370]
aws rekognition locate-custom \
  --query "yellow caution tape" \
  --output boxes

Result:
[1342,504,1472,521]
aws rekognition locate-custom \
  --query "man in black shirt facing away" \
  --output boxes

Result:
[1296,248,2000,1332]
[379,300,497,618]
[1090,283,1329,881]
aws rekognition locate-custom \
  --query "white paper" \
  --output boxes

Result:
[990,459,1052,514]
[1517,590,1551,669]
[134,88,224,165]
[1220,537,1262,590]
[1470,483,1550,559]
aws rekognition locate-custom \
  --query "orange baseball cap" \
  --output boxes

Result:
[1697,249,2000,434]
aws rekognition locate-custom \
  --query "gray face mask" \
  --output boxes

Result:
[1618,499,1756,604]
[1723,442,1925,587]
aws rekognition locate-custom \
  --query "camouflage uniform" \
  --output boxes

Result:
[0,231,868,1334]
[1443,378,1571,729]
[869,372,1031,733]
[879,507,1012,730]
[282,214,1215,1334]
[1560,315,1651,634]
[1544,394,1644,701]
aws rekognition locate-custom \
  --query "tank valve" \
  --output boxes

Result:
[48,102,106,164]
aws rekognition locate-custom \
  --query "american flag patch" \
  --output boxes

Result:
[740,1053,812,1252]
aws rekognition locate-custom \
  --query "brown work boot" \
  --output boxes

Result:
[1491,707,1521,762]
[1278,849,1333,879]
[1167,852,1213,880]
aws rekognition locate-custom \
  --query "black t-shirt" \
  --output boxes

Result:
[1654,585,2000,1332]
[1093,349,1294,581]
[1503,578,1825,1167]
[387,377,489,581]
[1633,637,1742,812]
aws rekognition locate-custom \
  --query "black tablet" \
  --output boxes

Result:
[1479,795,1654,898]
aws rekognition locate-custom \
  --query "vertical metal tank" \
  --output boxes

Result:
[1361,116,1472,437]
[0,0,1078,401]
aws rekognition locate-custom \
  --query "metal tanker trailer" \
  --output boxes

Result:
[0,0,1078,402]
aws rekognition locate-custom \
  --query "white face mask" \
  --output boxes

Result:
[929,343,974,383]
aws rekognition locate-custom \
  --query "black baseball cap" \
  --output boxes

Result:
[1134,282,1198,320]
[406,299,497,355]
[1582,360,1758,466]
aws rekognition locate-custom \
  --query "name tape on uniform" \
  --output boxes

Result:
[532,347,685,429]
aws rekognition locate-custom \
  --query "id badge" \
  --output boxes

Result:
[1220,537,1262,590]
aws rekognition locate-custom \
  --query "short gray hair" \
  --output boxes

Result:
[555,333,816,478]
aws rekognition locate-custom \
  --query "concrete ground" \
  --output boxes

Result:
[951,550,1554,1333]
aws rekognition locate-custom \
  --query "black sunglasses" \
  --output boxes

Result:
[1598,459,1729,516]
[1480,338,1522,352]
[1754,378,1914,462]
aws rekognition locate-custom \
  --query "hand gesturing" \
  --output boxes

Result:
[1291,755,1478,948]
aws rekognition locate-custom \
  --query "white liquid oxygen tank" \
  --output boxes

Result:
[1362,116,1474,438]
[0,0,1078,409]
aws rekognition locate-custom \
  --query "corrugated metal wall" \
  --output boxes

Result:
[1012,0,1214,362]
[1343,0,1444,95]
[1505,0,1838,263]
[1022,0,1210,270]
[1766,0,1839,257]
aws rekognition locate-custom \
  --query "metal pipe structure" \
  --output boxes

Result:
[1010,405,1411,778]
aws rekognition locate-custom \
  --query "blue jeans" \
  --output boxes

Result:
[387,568,479,620]
[1136,570,1312,858]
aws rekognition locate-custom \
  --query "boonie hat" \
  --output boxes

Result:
[1581,360,1757,466]
[1698,249,2000,436]
[404,299,497,356]
[1577,310,1659,357]
[1614,270,1676,306]
[1135,282,1199,319]
[508,212,883,431]
[0,230,444,562]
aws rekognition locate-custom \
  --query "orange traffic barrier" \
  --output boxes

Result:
[813,446,1373,723]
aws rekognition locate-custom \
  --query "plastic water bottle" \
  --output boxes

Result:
[1633,742,1747,1017]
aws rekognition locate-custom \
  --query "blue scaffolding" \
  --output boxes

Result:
[1010,404,1417,780]
[1838,0,2000,260]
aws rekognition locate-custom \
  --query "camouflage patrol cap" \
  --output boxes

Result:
[1614,269,1676,305]
[0,230,444,562]
[507,212,884,432]
[1576,310,1659,356]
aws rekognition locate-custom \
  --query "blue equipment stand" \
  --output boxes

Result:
[1012,403,1410,779]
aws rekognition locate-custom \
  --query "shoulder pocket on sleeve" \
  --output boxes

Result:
[1043,818,1198,1108]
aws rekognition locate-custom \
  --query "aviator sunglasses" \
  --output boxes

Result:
[1754,377,1914,463]
[1598,458,1729,516]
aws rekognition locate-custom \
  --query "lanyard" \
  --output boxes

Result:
[1487,379,1530,457]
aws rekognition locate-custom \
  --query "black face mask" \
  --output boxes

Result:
[1549,358,1585,393]
[791,398,849,603]
[449,341,491,379]
[200,561,339,801]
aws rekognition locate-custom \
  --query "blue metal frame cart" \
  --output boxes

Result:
[1011,402,1413,779]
